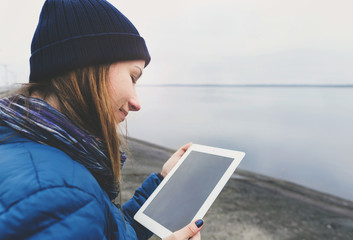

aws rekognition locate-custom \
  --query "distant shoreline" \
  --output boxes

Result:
[138,84,353,88]
[2,84,353,90]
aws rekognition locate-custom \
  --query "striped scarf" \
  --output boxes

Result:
[0,94,125,200]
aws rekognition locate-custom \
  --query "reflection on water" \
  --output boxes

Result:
[124,86,353,201]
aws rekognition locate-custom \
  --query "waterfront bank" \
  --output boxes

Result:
[122,137,353,240]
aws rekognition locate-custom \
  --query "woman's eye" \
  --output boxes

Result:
[131,76,136,84]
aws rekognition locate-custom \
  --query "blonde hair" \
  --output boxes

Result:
[19,64,122,185]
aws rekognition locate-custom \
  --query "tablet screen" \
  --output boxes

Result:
[142,151,233,232]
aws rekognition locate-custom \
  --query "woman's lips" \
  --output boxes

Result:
[119,109,128,121]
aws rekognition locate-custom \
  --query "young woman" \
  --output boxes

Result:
[0,0,203,239]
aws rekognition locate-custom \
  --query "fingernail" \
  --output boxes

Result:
[195,219,204,228]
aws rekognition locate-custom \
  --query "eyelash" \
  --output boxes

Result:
[131,76,136,84]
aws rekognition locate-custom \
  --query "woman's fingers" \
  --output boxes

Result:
[163,219,204,240]
[178,142,192,156]
[161,142,192,177]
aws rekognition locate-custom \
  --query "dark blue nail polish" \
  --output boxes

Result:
[195,219,203,228]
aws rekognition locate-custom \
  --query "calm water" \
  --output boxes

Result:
[124,86,353,201]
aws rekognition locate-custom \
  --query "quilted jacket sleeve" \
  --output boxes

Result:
[0,186,108,240]
[122,173,162,240]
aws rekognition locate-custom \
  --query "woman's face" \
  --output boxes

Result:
[108,59,145,123]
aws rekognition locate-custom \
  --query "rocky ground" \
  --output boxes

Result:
[121,137,353,240]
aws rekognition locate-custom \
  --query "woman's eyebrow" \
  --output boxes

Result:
[134,66,143,78]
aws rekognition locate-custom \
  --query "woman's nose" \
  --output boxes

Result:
[128,94,141,111]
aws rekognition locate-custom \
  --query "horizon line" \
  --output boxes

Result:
[138,83,353,88]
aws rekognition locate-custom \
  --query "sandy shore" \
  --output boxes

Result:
[121,137,353,240]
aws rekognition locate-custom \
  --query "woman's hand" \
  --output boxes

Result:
[163,219,204,240]
[161,142,192,178]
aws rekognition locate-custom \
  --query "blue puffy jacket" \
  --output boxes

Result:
[0,126,161,239]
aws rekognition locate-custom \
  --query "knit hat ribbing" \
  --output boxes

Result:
[30,0,151,83]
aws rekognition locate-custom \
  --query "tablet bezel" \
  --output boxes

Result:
[134,144,245,238]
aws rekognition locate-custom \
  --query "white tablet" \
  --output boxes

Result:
[134,144,245,238]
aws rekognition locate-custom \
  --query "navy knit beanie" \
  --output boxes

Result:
[30,0,151,83]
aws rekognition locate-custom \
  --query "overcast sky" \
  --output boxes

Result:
[1,0,353,86]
